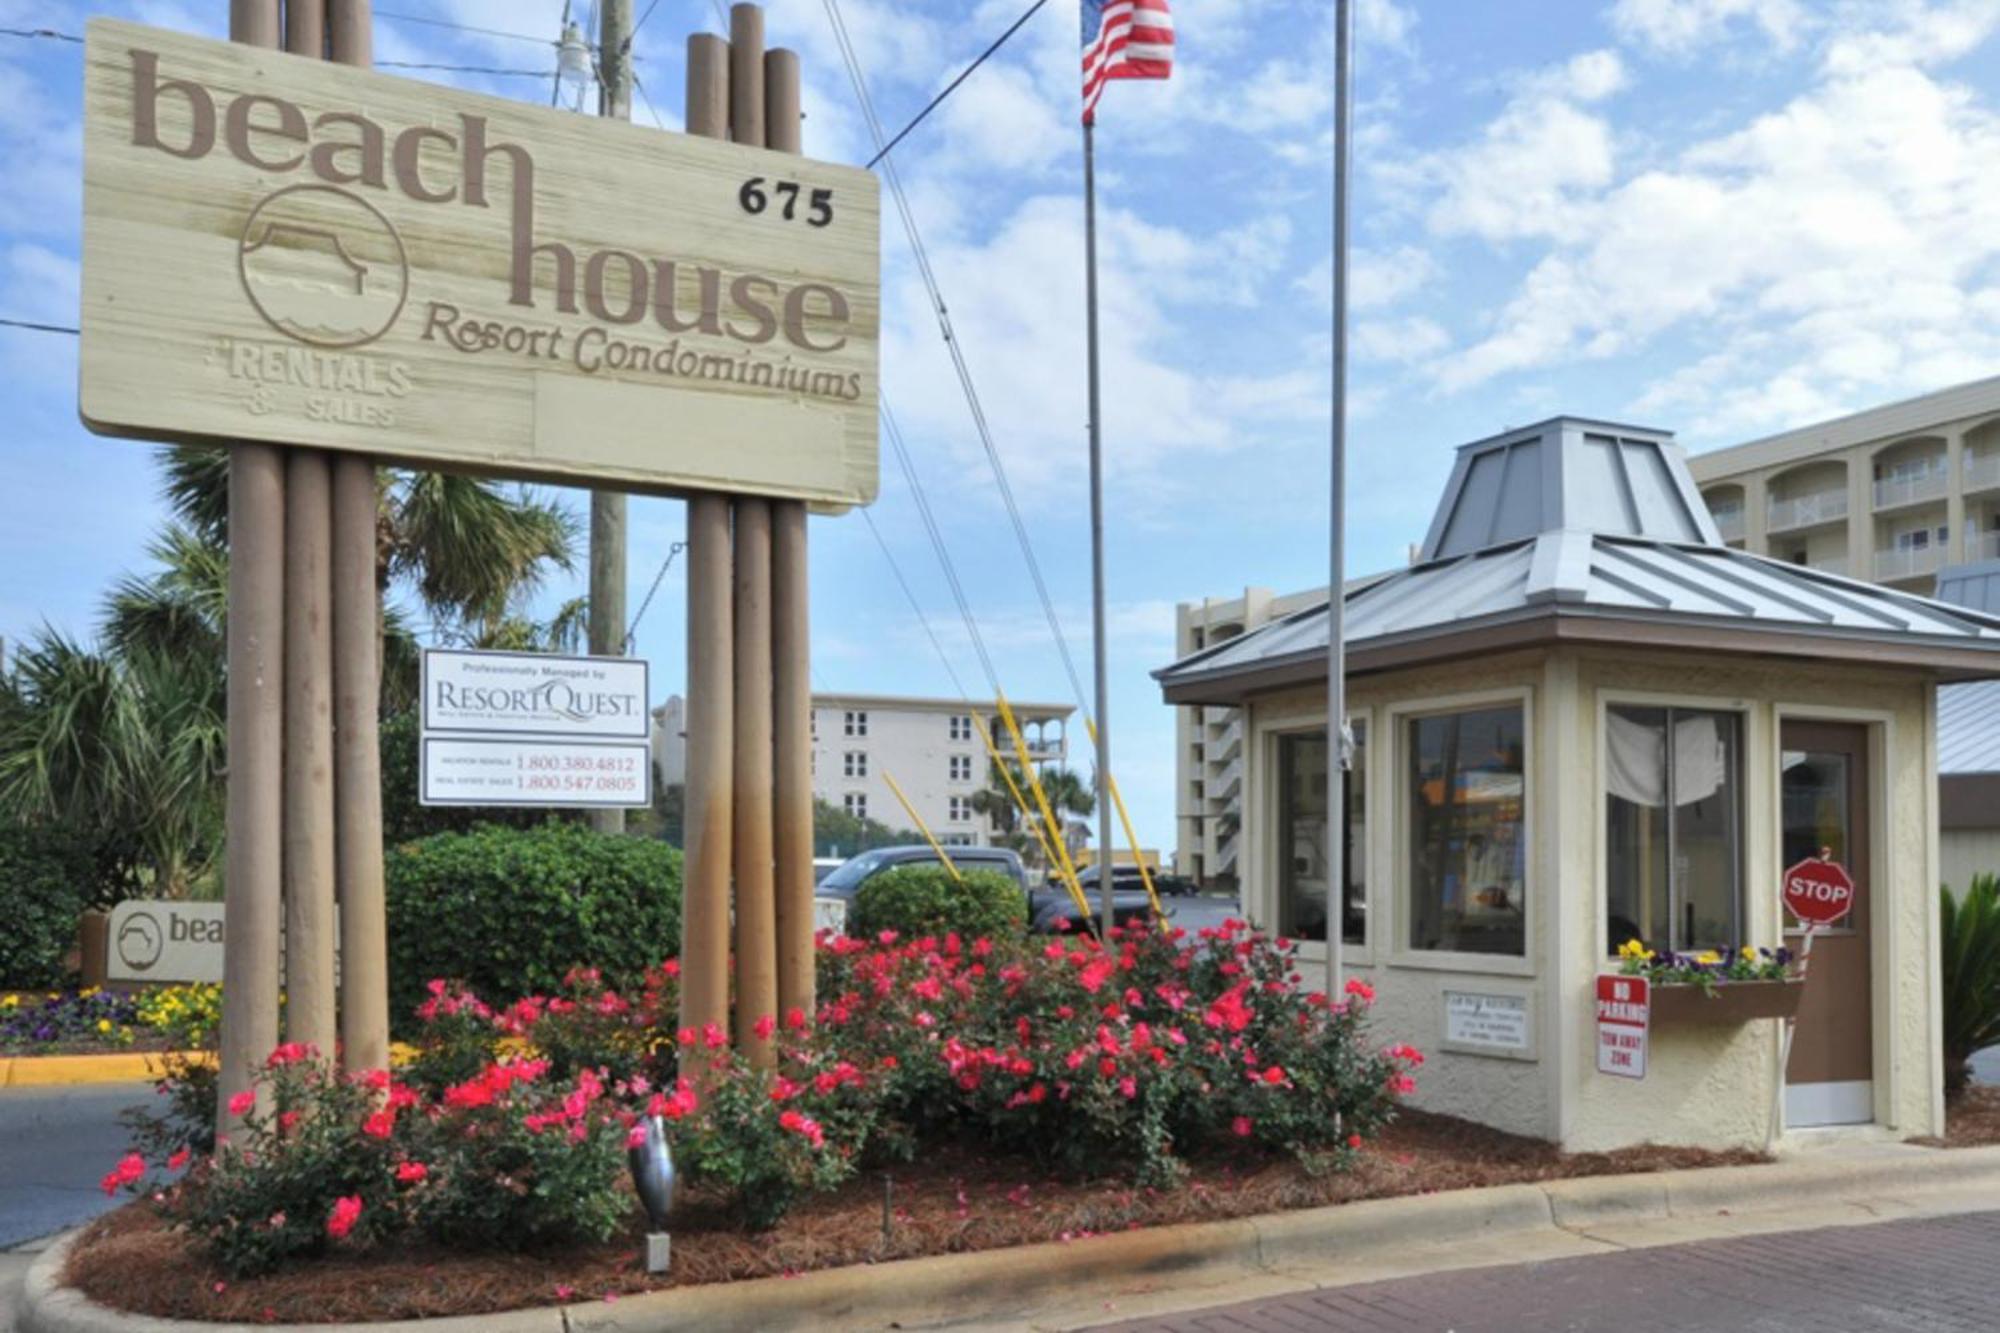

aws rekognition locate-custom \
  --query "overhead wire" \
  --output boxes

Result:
[0,317,78,336]
[865,0,1049,169]
[819,0,1091,716]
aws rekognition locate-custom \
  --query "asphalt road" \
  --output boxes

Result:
[1096,1209,2000,1332]
[0,1082,154,1249]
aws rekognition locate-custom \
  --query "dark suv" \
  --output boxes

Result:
[814,845,1161,935]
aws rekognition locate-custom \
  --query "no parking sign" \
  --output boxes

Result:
[1596,974,1650,1080]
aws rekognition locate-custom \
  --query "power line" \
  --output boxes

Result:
[375,9,556,47]
[631,66,669,131]
[378,60,553,77]
[0,317,78,336]
[0,26,78,43]
[624,539,687,653]
[0,27,554,79]
[859,506,976,704]
[623,0,667,55]
[821,0,1091,715]
[865,0,1049,169]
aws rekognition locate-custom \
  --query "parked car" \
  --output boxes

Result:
[812,845,1163,935]
[1040,866,1165,933]
[1071,865,1199,897]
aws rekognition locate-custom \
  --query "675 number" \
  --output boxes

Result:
[740,177,833,227]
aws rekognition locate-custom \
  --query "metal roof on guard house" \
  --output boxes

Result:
[1158,417,2000,704]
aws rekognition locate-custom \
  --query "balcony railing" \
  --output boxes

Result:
[1767,490,1847,533]
[1874,544,1945,581]
[1966,454,2000,495]
[1711,507,1745,541]
[1873,470,1949,510]
[1969,529,2000,563]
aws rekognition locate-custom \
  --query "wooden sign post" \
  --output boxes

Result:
[79,2,875,1129]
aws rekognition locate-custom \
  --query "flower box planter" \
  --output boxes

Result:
[1648,979,1803,1025]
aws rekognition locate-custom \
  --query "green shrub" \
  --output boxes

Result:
[1942,873,2000,1096]
[0,824,98,988]
[849,865,1027,942]
[384,824,681,1033]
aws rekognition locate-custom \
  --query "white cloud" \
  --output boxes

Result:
[1609,0,1811,56]
[1820,0,2000,74]
[1354,315,1450,364]
[1430,36,2000,436]
[1424,97,1618,243]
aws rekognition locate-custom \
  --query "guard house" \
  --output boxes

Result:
[1156,418,2000,1151]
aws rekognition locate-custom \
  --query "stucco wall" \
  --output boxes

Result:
[1236,645,1944,1153]
[1245,652,1556,1140]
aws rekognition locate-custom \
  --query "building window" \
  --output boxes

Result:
[949,714,973,741]
[1605,705,1741,954]
[940,833,974,846]
[844,751,867,778]
[1408,704,1526,956]
[1276,724,1365,945]
[845,710,868,737]
[948,795,972,823]
[843,792,867,819]
[949,754,972,782]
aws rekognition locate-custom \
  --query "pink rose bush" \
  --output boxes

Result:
[112,920,1419,1272]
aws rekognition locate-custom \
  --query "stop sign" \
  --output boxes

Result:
[1783,858,1855,927]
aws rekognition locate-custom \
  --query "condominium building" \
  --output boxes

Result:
[1686,373,2000,590]
[651,691,1072,848]
[1174,586,1325,890]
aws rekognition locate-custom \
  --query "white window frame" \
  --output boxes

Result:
[845,710,868,737]
[843,750,867,778]
[949,714,973,741]
[1250,702,1377,971]
[1387,687,1536,979]
[1595,690,1751,957]
[949,754,973,782]
[843,792,867,819]
[948,795,971,823]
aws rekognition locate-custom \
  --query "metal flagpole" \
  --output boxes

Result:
[1083,117,1114,939]
[1326,0,1353,1002]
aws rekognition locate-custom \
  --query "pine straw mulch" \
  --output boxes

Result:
[1914,1085,2000,1147]
[64,1109,1767,1325]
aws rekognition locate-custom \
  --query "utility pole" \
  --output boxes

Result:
[588,0,634,834]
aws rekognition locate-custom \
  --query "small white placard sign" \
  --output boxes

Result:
[1442,990,1533,1059]
[422,648,649,739]
[422,736,651,808]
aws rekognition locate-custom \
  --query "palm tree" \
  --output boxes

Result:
[0,634,224,898]
[156,446,579,643]
[969,760,1094,869]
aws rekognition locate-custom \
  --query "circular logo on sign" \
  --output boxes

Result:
[115,910,164,973]
[238,184,409,348]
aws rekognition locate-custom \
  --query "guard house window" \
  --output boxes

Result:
[843,792,867,819]
[949,715,973,741]
[949,755,973,782]
[845,710,868,737]
[1605,706,1741,954]
[1277,724,1366,945]
[843,751,867,778]
[948,796,972,823]
[1408,705,1526,956]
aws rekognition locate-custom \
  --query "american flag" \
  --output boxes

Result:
[1081,0,1173,125]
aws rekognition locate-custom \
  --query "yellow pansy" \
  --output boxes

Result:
[1695,950,1722,966]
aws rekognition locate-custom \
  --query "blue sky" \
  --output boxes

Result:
[6,0,2000,852]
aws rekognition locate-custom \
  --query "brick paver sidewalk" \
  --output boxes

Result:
[1095,1209,2000,1332]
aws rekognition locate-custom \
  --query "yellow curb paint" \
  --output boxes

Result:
[0,1050,209,1088]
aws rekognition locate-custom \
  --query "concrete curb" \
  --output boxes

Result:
[21,1144,2000,1333]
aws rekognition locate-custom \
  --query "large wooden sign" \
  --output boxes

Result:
[79,19,880,508]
